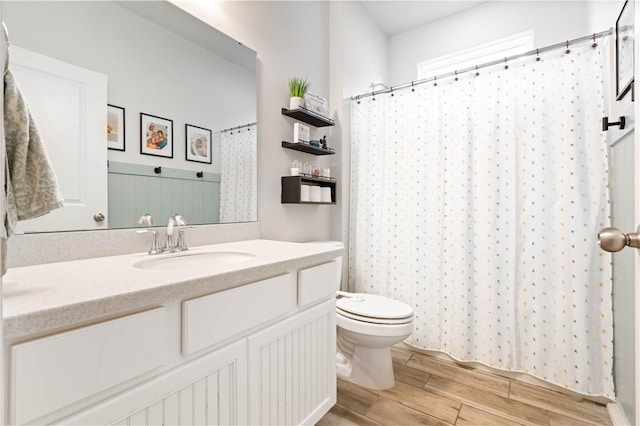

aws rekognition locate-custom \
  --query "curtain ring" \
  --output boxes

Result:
[433,76,437,87]
[357,95,360,104]
[390,87,394,97]
[504,57,509,70]
[536,48,541,62]
[565,40,570,54]
[411,81,415,92]
[475,65,479,77]
[454,70,458,81]
[592,33,598,48]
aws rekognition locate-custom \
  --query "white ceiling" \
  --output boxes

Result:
[360,1,486,36]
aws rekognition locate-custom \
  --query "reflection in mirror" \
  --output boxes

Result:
[1,0,257,233]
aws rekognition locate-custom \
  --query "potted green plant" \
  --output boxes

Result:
[289,77,309,110]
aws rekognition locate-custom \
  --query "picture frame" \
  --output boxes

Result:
[185,124,212,164]
[107,104,125,151]
[303,91,329,118]
[616,0,634,101]
[140,113,173,158]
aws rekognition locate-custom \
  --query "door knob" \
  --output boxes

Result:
[93,213,105,223]
[598,226,640,252]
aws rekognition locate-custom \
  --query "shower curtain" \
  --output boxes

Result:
[349,40,613,398]
[220,124,257,223]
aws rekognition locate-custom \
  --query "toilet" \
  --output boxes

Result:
[312,241,415,390]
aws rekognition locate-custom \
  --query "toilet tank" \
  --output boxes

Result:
[309,241,343,290]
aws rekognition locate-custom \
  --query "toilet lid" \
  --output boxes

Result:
[337,307,414,325]
[336,294,414,322]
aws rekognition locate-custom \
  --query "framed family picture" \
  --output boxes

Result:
[185,124,212,164]
[616,0,634,100]
[107,104,125,151]
[140,113,173,158]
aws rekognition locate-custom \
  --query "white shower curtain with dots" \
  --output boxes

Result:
[220,124,257,223]
[349,40,613,398]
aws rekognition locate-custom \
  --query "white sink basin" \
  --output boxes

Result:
[133,251,255,271]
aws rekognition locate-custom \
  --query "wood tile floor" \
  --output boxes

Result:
[317,346,612,426]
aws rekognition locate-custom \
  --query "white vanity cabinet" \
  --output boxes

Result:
[6,257,339,426]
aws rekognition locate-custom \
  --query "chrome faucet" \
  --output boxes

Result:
[137,213,193,255]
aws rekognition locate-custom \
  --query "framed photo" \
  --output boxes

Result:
[304,91,329,118]
[107,104,125,151]
[185,124,212,164]
[140,113,173,158]
[616,0,634,101]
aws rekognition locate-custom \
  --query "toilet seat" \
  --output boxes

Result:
[337,308,413,324]
[336,293,414,325]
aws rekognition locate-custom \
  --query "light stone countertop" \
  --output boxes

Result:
[3,239,343,341]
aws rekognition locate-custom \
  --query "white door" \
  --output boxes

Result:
[9,46,108,232]
[598,22,638,424]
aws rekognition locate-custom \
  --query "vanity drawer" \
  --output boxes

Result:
[298,261,338,308]
[182,273,296,355]
[11,307,166,425]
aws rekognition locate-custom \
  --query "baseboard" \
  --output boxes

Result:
[607,401,631,425]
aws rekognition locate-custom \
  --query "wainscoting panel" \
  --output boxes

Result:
[108,161,220,228]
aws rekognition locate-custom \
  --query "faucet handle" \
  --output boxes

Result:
[174,214,186,226]
[136,229,164,255]
[176,226,196,251]
[137,213,154,226]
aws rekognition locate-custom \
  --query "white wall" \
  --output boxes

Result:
[588,1,622,35]
[389,1,603,86]
[332,1,389,284]
[174,1,336,242]
[343,1,390,97]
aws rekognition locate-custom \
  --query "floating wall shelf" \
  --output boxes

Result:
[281,176,336,204]
[281,107,335,127]
[281,141,335,156]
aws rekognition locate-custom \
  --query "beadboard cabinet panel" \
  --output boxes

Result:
[248,299,337,425]
[64,339,247,426]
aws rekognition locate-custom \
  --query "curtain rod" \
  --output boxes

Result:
[221,122,257,133]
[351,29,613,101]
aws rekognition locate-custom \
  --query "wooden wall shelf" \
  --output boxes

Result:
[281,141,335,156]
[281,176,336,204]
[281,107,335,127]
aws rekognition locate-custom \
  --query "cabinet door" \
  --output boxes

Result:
[63,339,247,426]
[248,299,336,426]
[11,308,165,425]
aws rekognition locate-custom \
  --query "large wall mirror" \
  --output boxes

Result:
[2,1,257,233]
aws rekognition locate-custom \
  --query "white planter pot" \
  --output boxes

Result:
[290,96,304,110]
